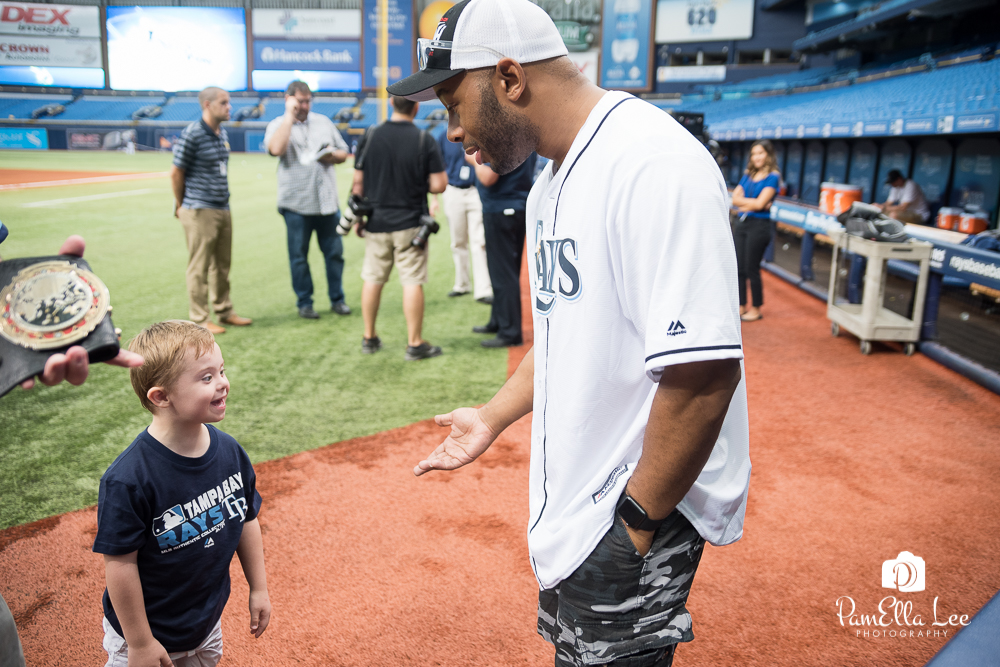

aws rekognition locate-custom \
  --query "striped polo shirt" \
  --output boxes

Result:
[173,119,230,210]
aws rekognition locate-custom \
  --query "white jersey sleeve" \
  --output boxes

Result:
[608,151,744,382]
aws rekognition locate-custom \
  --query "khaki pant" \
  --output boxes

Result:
[892,208,925,225]
[103,617,223,667]
[442,184,491,299]
[178,207,234,324]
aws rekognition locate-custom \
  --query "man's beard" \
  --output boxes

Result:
[476,77,539,175]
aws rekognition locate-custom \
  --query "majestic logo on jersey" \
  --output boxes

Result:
[534,220,582,316]
[667,320,687,336]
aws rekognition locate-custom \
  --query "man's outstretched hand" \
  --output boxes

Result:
[17,235,144,390]
[414,407,498,476]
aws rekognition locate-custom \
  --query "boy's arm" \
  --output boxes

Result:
[236,518,271,638]
[103,553,174,667]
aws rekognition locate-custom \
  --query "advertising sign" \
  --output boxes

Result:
[0,126,46,149]
[252,9,361,39]
[251,69,361,92]
[362,0,414,90]
[106,7,247,91]
[0,2,100,39]
[656,64,724,82]
[655,0,753,43]
[0,34,100,67]
[531,0,602,84]
[0,65,102,86]
[66,128,136,151]
[600,0,652,90]
[254,40,360,72]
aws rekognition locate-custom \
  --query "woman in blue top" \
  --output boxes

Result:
[731,140,781,322]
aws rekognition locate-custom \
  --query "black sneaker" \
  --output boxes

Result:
[362,336,382,354]
[447,290,469,297]
[299,306,320,319]
[481,336,522,348]
[472,324,498,334]
[332,301,352,315]
[405,341,443,361]
[476,296,494,305]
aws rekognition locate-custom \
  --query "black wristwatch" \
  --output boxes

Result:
[616,492,665,532]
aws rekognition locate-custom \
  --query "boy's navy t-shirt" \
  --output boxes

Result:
[93,425,261,652]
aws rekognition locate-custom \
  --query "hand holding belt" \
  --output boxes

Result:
[0,255,120,397]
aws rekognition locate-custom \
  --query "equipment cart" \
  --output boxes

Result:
[826,230,933,356]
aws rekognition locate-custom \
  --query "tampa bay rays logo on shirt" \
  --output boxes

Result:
[534,220,582,316]
[151,472,249,554]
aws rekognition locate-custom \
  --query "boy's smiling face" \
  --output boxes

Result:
[157,343,229,424]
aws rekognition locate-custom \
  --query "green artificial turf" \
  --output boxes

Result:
[0,150,508,529]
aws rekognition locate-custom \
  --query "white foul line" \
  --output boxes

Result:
[22,188,159,208]
[0,171,170,191]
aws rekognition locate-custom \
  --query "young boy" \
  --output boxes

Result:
[93,320,270,667]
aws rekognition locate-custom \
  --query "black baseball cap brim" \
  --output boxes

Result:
[387,67,465,102]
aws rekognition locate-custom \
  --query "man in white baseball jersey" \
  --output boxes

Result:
[394,0,750,665]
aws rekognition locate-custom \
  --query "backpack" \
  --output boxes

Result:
[836,202,909,243]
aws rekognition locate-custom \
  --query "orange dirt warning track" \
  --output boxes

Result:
[2,272,999,667]
[0,169,167,190]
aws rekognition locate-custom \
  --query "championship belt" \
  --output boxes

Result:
[0,255,121,397]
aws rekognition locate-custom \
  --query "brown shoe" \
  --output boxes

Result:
[204,321,226,335]
[220,314,253,326]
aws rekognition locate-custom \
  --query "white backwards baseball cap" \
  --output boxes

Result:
[386,0,569,102]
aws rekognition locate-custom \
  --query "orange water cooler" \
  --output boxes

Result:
[958,212,989,235]
[936,207,962,230]
[831,185,863,216]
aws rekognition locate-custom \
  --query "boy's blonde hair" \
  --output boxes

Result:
[128,320,216,412]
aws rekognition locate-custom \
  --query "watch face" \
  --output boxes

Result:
[0,261,110,350]
[617,495,646,528]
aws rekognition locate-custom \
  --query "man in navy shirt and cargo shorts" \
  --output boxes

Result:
[397,0,751,665]
[171,87,253,335]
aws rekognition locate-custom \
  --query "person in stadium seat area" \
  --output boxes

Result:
[880,169,930,225]
[171,86,253,335]
[730,140,781,323]
[398,0,749,665]
[350,95,448,360]
[265,80,353,320]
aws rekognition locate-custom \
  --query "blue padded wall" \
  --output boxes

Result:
[912,139,954,209]
[951,138,1000,221]
[824,140,849,183]
[848,140,878,203]
[774,141,786,179]
[785,141,804,199]
[802,141,825,204]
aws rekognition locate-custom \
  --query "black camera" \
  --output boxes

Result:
[338,194,374,235]
[411,214,440,249]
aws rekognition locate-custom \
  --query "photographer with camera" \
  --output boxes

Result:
[350,95,448,360]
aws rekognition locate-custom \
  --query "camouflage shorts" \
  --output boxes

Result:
[537,510,705,667]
